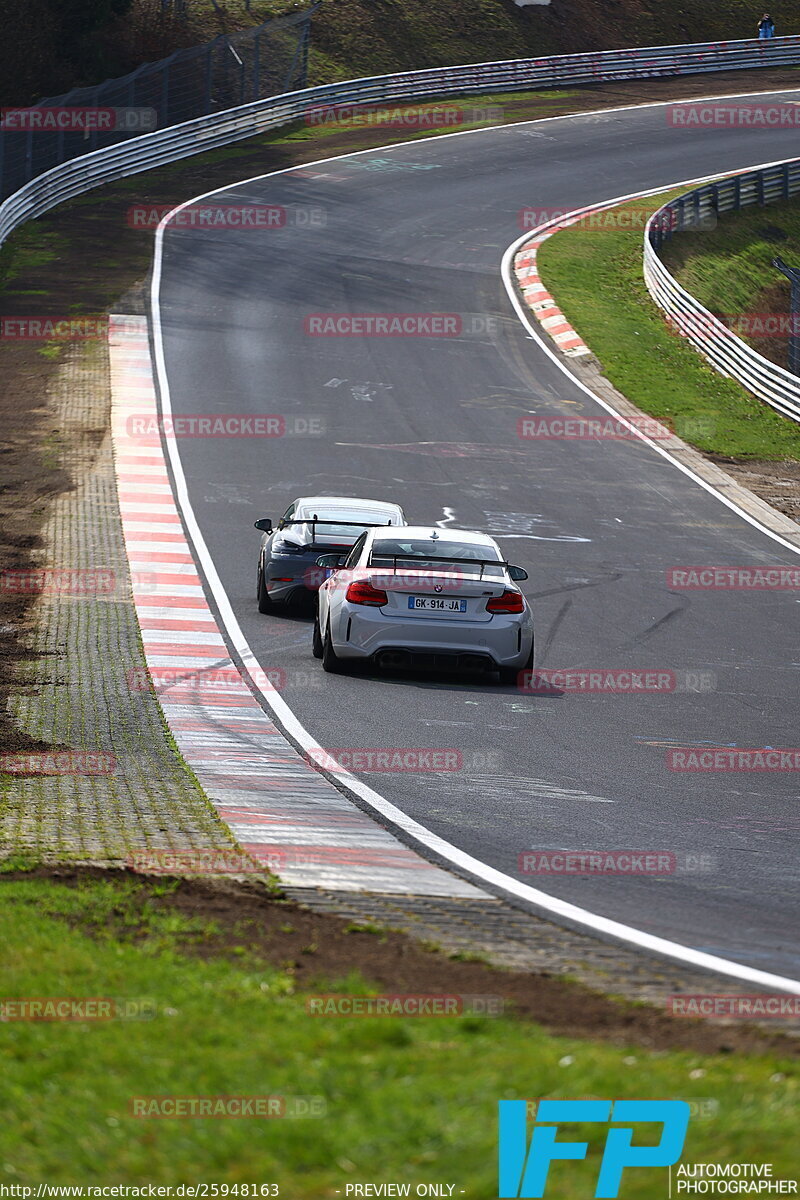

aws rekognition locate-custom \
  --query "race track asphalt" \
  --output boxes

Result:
[154,90,800,977]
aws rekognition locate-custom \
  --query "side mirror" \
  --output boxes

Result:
[254,518,273,533]
[316,553,346,569]
[508,565,528,582]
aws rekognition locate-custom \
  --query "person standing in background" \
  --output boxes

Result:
[757,12,776,37]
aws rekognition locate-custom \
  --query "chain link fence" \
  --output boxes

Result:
[0,5,318,200]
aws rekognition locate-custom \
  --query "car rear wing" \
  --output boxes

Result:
[280,517,396,542]
[366,552,509,579]
[255,515,396,538]
[283,518,395,529]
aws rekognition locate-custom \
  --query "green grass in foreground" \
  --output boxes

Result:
[661,195,800,325]
[0,875,796,1192]
[536,194,800,460]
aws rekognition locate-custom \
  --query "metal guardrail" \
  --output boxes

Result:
[3,36,800,276]
[644,159,800,422]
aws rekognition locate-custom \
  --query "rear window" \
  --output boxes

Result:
[293,510,398,541]
[369,538,505,577]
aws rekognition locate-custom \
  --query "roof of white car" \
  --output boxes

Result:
[367,526,498,546]
[294,496,404,517]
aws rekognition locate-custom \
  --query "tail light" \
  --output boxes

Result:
[486,590,524,614]
[346,580,388,607]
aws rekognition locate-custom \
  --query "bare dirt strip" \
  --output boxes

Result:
[4,865,799,1053]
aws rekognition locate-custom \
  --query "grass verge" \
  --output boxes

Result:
[0,872,797,1191]
[535,192,800,460]
[661,195,800,370]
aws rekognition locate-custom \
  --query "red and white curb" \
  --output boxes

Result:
[514,223,592,358]
[109,315,484,898]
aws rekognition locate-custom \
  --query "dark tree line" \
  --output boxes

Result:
[0,0,135,105]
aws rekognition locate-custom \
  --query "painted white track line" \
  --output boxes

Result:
[150,92,800,992]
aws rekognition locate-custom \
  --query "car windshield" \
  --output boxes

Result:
[368,538,505,577]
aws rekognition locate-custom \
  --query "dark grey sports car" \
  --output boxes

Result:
[254,494,406,611]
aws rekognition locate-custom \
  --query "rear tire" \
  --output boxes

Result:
[312,610,323,659]
[322,622,345,674]
[257,562,273,614]
[497,665,520,686]
[497,640,533,687]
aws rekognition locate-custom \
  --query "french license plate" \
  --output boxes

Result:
[407,595,467,613]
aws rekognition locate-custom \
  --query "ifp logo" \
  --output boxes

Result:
[498,1099,690,1197]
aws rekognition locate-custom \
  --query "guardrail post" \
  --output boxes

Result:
[24,128,33,184]
[772,256,800,375]
[204,41,216,113]
[89,86,101,154]
[300,11,313,88]
[253,32,260,99]
[161,59,170,126]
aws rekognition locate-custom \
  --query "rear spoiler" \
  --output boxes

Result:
[280,517,395,543]
[367,552,508,580]
[283,517,394,530]
[254,516,395,538]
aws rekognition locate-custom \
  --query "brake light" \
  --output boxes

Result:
[486,590,524,614]
[346,580,388,607]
